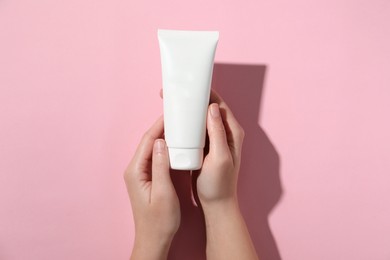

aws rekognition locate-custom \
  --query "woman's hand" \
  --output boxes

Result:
[124,117,180,260]
[195,91,245,209]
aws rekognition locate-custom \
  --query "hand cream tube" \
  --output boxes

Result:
[158,29,219,170]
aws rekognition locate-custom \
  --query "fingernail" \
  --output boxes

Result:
[210,104,220,118]
[155,139,165,153]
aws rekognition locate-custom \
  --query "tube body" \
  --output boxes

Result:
[158,29,219,170]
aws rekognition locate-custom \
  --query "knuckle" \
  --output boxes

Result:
[123,169,131,183]
[123,163,135,184]
[213,119,226,132]
[142,130,152,141]
[239,127,245,139]
[234,125,245,140]
[216,153,232,167]
[216,124,226,134]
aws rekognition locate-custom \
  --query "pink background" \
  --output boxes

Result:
[1,0,390,259]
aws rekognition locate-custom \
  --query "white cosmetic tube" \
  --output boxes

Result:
[158,29,219,170]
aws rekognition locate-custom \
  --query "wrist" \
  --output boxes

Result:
[135,226,175,246]
[201,197,241,222]
[132,231,174,260]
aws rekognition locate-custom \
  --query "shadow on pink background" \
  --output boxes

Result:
[168,63,282,260]
[214,63,282,260]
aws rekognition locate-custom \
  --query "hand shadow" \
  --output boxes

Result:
[168,172,206,260]
[168,63,282,260]
[213,63,282,260]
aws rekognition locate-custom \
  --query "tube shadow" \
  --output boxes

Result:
[168,63,282,260]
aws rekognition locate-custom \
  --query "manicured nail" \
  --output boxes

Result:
[155,139,165,153]
[210,104,220,118]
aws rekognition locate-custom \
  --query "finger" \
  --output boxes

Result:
[211,89,243,137]
[210,90,245,162]
[206,103,231,160]
[219,106,245,163]
[151,139,175,201]
[127,117,164,178]
[160,88,163,98]
[210,90,240,130]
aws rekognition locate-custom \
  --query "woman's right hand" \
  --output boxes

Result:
[195,91,245,209]
[196,91,258,260]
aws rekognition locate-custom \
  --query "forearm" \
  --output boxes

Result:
[203,200,258,260]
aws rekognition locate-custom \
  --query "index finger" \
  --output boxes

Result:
[209,90,245,161]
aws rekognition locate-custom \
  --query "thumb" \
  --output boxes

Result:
[151,139,175,201]
[207,103,231,158]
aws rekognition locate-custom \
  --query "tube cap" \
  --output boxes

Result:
[168,148,203,170]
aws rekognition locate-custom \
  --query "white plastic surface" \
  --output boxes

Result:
[158,29,219,170]
[168,148,203,170]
